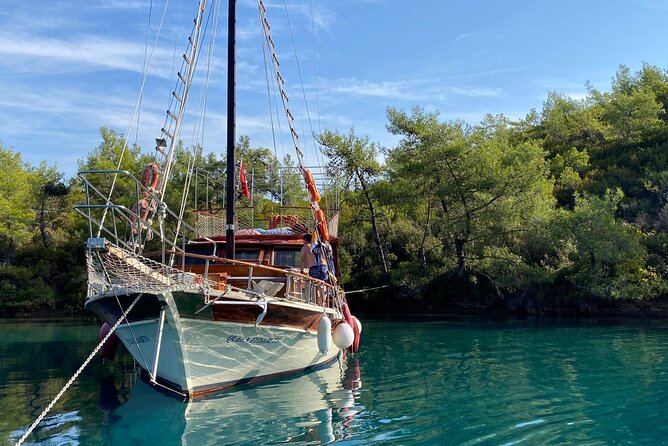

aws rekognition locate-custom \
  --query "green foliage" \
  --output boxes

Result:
[0,146,35,252]
[321,129,390,282]
[0,265,55,310]
[8,63,668,314]
[338,64,668,308]
[563,191,665,300]
[386,108,555,280]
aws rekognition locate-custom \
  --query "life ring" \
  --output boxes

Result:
[141,162,160,195]
[316,208,329,241]
[303,168,321,203]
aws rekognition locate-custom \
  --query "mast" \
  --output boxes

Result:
[225,0,236,259]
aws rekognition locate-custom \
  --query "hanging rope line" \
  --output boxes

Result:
[258,0,304,165]
[345,285,390,295]
[136,0,154,146]
[155,0,209,201]
[14,293,144,446]
[259,11,279,162]
[282,0,320,163]
[173,0,220,252]
[258,0,336,283]
[270,44,288,163]
[309,0,328,212]
[97,0,171,236]
[310,0,322,138]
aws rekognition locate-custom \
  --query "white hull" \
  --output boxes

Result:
[92,291,343,396]
[117,318,342,395]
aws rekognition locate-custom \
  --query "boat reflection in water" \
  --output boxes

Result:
[103,358,362,445]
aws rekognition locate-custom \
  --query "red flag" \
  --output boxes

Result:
[239,160,250,199]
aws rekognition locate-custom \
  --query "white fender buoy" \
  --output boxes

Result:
[317,314,332,355]
[352,315,362,335]
[332,321,354,350]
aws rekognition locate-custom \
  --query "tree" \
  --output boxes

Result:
[320,129,390,280]
[0,145,35,256]
[32,163,71,248]
[564,191,664,300]
[386,108,555,284]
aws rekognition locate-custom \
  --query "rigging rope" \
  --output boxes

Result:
[258,0,337,283]
[97,0,171,236]
[310,0,322,138]
[345,285,390,295]
[282,0,319,163]
[136,0,154,146]
[157,0,209,200]
[259,12,279,162]
[309,0,329,213]
[14,293,144,446]
[174,0,220,249]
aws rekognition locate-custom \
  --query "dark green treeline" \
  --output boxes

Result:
[3,64,668,314]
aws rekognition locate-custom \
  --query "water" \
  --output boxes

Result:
[2,318,668,445]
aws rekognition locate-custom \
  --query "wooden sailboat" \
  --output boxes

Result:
[75,0,361,397]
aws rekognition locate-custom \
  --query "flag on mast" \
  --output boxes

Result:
[240,159,250,199]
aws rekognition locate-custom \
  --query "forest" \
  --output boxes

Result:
[3,64,668,316]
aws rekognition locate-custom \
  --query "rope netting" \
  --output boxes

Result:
[87,246,214,296]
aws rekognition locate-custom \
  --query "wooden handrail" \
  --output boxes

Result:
[164,250,338,289]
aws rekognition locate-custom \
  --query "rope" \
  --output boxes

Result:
[282,0,318,163]
[310,0,322,139]
[344,285,390,295]
[309,0,328,213]
[259,10,279,162]
[257,0,337,285]
[136,0,153,145]
[174,0,219,247]
[14,293,144,446]
[97,0,171,235]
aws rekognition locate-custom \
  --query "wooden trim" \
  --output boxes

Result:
[167,250,336,288]
[209,300,323,332]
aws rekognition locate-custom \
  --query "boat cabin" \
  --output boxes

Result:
[174,232,340,300]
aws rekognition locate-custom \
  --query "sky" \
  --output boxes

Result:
[0,0,667,178]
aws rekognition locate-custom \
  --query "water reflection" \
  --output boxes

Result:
[104,358,362,445]
[11,319,668,445]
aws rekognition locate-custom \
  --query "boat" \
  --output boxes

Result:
[74,0,362,397]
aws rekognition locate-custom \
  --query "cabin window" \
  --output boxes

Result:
[236,249,261,261]
[273,248,301,267]
[184,245,215,265]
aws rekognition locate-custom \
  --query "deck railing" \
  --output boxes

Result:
[165,250,343,310]
[74,170,198,258]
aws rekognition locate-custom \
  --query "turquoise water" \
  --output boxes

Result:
[2,318,668,445]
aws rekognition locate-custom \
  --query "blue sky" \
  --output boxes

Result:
[0,0,667,177]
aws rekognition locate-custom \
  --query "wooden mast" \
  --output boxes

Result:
[225,0,236,259]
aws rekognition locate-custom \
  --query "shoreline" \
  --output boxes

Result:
[4,297,668,322]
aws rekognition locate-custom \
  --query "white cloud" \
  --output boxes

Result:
[455,67,525,79]
[243,0,335,33]
[326,78,503,101]
[95,1,152,10]
[449,86,503,98]
[0,32,178,79]
[455,32,475,42]
[329,79,419,100]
